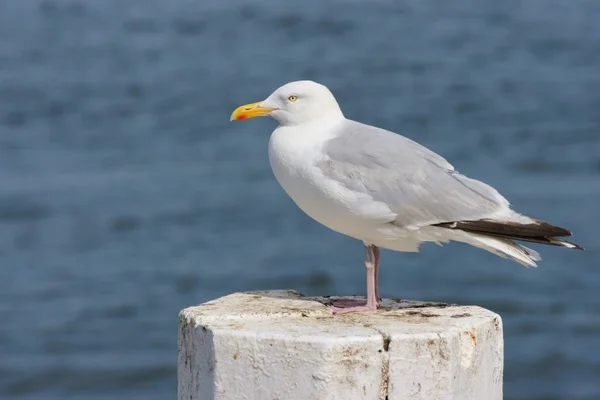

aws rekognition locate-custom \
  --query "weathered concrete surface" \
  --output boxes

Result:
[178,290,503,400]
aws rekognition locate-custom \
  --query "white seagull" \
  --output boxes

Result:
[230,80,582,313]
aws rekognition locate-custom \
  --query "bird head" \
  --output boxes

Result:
[230,80,343,126]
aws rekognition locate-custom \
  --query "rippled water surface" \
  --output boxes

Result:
[1,0,599,399]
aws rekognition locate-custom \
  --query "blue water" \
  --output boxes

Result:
[0,0,599,399]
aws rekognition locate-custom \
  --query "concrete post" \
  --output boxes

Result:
[178,290,503,400]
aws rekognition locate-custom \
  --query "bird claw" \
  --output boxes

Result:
[330,298,379,314]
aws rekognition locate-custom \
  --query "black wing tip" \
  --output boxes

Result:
[434,219,584,250]
[531,219,572,237]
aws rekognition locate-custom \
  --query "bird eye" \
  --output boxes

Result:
[287,95,298,102]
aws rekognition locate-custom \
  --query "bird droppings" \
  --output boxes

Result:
[493,317,501,331]
[405,310,440,318]
[380,335,391,399]
[468,331,477,345]
[340,347,368,378]
[343,347,361,358]
[452,313,472,318]
[382,335,391,352]
[408,302,453,309]
[436,340,451,361]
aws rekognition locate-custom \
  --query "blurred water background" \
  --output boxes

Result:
[0,0,599,399]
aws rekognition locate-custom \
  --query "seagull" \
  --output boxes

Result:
[230,80,582,313]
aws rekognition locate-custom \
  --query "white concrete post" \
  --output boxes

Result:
[178,290,503,400]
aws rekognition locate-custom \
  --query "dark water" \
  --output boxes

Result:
[1,0,599,399]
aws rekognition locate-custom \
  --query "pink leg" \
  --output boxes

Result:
[331,245,380,313]
[373,246,380,301]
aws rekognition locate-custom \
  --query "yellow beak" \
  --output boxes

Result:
[230,101,275,121]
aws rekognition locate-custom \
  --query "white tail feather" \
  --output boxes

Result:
[450,231,542,267]
[547,237,579,249]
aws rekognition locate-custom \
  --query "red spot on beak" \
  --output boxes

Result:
[237,115,247,120]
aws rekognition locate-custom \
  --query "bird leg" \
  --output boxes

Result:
[331,244,380,313]
[373,245,380,302]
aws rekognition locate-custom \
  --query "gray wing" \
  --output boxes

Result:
[319,120,510,229]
